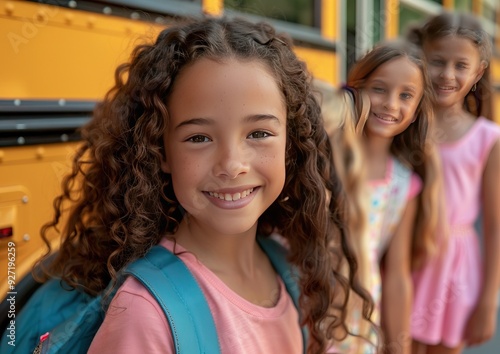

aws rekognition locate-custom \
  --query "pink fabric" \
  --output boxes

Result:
[411,117,500,347]
[88,238,303,354]
[368,159,422,201]
[408,173,422,201]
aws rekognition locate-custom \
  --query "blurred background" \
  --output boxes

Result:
[0,1,499,352]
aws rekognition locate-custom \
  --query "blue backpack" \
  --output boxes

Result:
[1,237,306,354]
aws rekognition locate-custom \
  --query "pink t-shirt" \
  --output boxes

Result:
[88,238,303,354]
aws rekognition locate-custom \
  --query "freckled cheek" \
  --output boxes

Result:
[170,157,205,186]
[258,148,286,178]
[170,160,211,211]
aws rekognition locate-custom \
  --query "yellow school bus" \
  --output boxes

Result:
[0,0,499,303]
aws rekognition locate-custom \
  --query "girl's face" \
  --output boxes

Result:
[364,56,424,139]
[423,35,485,108]
[162,57,287,236]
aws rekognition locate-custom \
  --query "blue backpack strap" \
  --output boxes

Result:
[257,236,308,353]
[125,246,221,354]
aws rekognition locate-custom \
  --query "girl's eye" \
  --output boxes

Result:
[456,63,468,69]
[431,60,444,66]
[401,93,413,100]
[248,131,270,139]
[372,87,385,93]
[187,135,211,143]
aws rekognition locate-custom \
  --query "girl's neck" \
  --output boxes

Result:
[172,217,262,276]
[433,102,467,122]
[171,216,280,307]
[363,134,393,180]
[433,104,476,143]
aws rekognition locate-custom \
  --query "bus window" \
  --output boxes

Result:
[224,0,319,28]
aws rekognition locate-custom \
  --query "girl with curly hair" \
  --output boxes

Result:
[20,16,373,354]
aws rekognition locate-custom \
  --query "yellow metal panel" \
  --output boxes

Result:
[321,0,336,40]
[0,142,80,295]
[202,0,223,16]
[385,0,399,39]
[492,58,500,83]
[0,0,164,99]
[472,0,483,15]
[494,92,500,123]
[295,46,337,86]
[443,0,455,9]
[491,57,500,122]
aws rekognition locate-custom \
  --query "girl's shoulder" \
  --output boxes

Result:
[476,116,500,136]
[470,117,500,156]
[89,276,172,352]
[390,158,421,200]
[464,117,500,143]
[439,117,500,151]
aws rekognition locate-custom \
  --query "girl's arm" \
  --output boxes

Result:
[380,197,417,354]
[465,139,500,346]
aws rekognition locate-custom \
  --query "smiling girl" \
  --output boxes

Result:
[408,12,500,354]
[8,17,374,354]
[337,40,442,354]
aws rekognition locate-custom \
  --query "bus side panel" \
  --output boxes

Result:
[295,47,337,86]
[0,0,162,100]
[0,142,80,295]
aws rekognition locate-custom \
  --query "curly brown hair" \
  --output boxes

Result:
[37,16,373,353]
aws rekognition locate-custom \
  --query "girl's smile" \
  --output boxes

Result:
[206,186,258,209]
[372,112,398,124]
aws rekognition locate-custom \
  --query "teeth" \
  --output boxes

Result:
[438,86,454,90]
[375,113,396,121]
[208,188,254,201]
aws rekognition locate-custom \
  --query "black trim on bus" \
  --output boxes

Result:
[28,0,336,51]
[0,99,96,113]
[0,99,95,147]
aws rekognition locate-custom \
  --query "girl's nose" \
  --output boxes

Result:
[214,143,250,179]
[383,92,398,111]
[440,64,454,80]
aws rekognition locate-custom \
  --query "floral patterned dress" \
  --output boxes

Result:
[338,157,421,354]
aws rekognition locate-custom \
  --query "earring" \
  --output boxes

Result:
[471,83,477,92]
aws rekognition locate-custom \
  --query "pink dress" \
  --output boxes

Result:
[411,117,500,347]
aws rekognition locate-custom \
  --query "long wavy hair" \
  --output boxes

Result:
[36,16,373,353]
[407,11,493,120]
[347,40,442,270]
[316,81,380,349]
[314,80,369,260]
